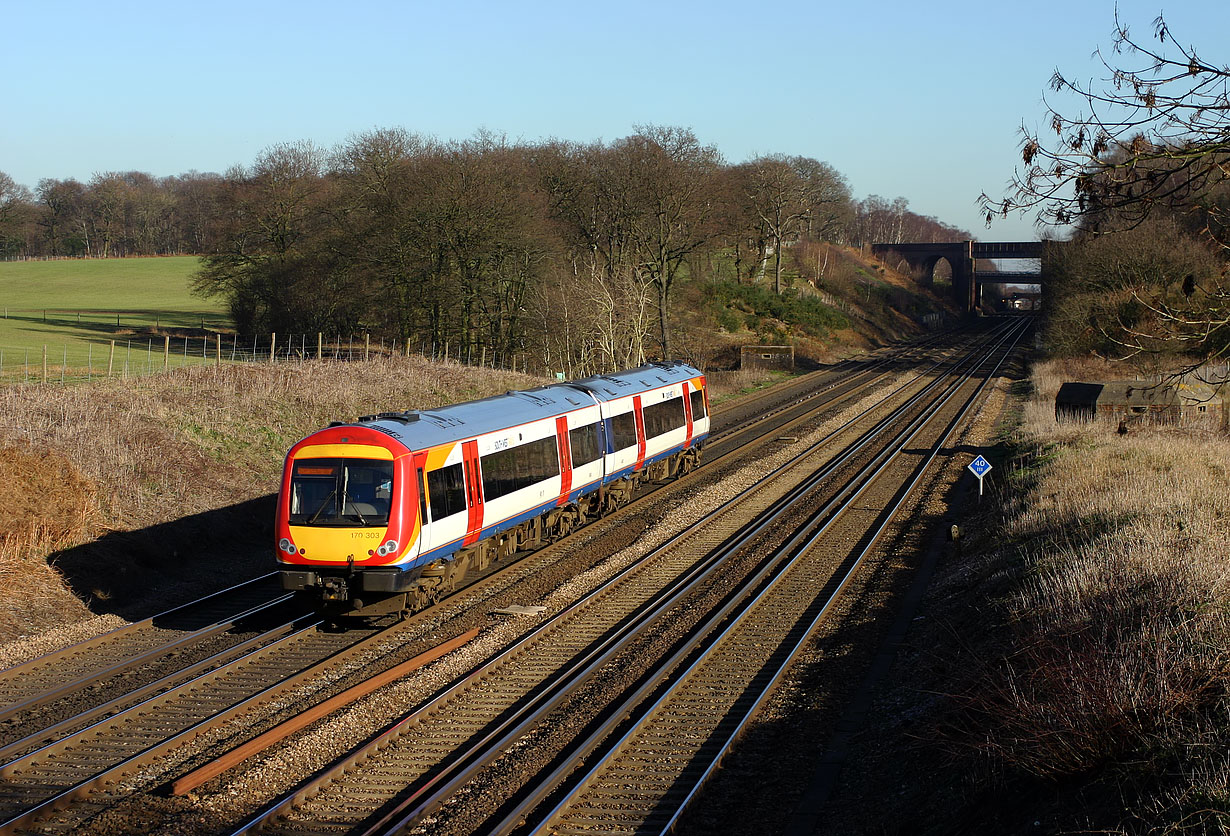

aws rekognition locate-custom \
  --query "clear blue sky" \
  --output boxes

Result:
[4,0,1228,241]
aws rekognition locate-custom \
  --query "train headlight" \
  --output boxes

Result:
[376,539,399,557]
[278,537,296,555]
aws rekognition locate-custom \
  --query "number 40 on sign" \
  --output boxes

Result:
[967,454,993,496]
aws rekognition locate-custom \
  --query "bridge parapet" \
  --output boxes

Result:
[971,241,1045,259]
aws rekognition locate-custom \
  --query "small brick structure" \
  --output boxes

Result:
[740,345,794,371]
[1055,378,1225,429]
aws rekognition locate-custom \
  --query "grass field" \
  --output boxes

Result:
[0,257,229,378]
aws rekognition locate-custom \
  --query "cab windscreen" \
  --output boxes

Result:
[290,458,394,526]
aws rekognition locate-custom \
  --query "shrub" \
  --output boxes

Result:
[706,280,848,338]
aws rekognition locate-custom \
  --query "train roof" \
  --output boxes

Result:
[340,361,703,450]
[566,361,702,400]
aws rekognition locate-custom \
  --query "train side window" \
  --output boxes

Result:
[535,435,560,480]
[569,422,602,465]
[610,411,637,450]
[689,389,707,420]
[643,396,684,438]
[482,436,560,501]
[426,463,466,519]
[481,445,513,500]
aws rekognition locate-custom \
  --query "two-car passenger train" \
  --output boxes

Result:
[275,361,709,615]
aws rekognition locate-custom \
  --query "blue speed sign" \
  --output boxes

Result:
[967,455,992,478]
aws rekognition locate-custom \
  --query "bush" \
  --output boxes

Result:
[714,306,742,333]
[706,280,848,338]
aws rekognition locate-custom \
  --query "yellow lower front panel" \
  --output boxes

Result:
[289,525,387,563]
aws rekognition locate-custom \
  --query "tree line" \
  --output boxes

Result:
[0,127,970,372]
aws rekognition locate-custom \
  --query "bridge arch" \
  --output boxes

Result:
[917,254,956,287]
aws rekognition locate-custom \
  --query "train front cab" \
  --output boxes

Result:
[275,425,422,609]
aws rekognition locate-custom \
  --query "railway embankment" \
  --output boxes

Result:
[818,357,1230,834]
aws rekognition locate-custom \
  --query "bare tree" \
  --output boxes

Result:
[0,172,33,257]
[792,156,852,243]
[538,138,655,369]
[733,155,852,293]
[36,178,88,256]
[736,155,808,294]
[982,11,1230,367]
[982,10,1230,244]
[193,141,338,333]
[332,128,446,344]
[618,126,722,359]
[167,171,225,254]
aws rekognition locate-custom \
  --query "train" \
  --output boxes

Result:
[275,361,710,615]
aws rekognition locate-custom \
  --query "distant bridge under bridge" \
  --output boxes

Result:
[871,241,1049,310]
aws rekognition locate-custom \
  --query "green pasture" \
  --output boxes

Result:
[0,257,230,378]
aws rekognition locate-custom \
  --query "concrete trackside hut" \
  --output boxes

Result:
[740,345,794,371]
[1055,379,1224,429]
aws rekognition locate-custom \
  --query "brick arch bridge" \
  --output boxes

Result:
[871,241,1047,310]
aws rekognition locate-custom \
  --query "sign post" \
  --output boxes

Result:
[967,454,992,497]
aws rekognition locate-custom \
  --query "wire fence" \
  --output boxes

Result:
[0,332,540,386]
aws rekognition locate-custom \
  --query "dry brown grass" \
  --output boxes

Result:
[0,356,543,641]
[706,368,792,404]
[952,357,1230,832]
[0,356,540,527]
[0,448,98,639]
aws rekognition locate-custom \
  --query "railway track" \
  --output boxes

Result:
[217,320,1026,836]
[510,321,1026,836]
[0,328,997,835]
[0,575,302,752]
[0,615,401,835]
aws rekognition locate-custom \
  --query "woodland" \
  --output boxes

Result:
[0,128,969,373]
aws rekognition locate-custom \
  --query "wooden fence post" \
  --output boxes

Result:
[365,333,370,361]
[270,332,277,363]
[42,345,47,383]
[164,336,170,370]
[216,335,222,367]
[317,332,323,360]
[108,341,115,376]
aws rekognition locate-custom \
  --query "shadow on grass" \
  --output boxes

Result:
[47,494,276,624]
[3,309,223,342]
